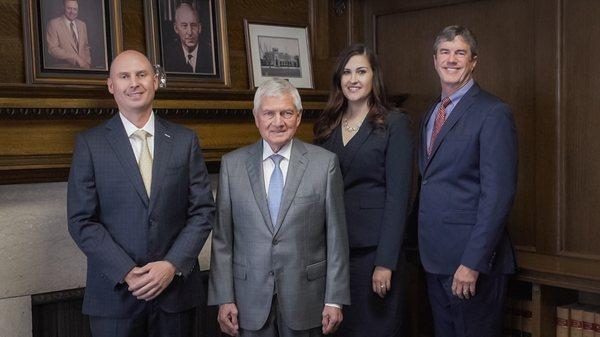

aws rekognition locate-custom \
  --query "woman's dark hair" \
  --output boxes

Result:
[314,44,390,143]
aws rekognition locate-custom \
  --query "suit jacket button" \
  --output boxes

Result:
[272,239,279,246]
[268,271,274,276]
[422,179,428,185]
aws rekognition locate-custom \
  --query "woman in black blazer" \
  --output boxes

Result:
[314,44,413,337]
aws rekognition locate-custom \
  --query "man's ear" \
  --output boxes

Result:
[153,73,159,90]
[107,78,114,94]
[471,55,478,70]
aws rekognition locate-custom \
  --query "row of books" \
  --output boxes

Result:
[503,298,533,337]
[557,303,600,337]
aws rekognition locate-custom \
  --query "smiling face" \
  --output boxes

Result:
[173,4,200,52]
[434,35,477,96]
[63,0,79,21]
[107,51,158,118]
[341,54,373,105]
[254,94,302,152]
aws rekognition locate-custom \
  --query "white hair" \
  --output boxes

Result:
[253,78,302,113]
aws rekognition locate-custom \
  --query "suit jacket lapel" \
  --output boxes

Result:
[245,141,274,234]
[339,120,373,174]
[104,115,149,207]
[274,139,308,236]
[424,84,480,173]
[148,118,174,211]
[420,100,437,175]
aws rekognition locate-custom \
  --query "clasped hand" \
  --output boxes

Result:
[125,261,176,301]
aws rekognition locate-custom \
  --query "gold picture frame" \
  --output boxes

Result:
[22,0,123,85]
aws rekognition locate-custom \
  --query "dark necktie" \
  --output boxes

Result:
[70,22,79,53]
[428,97,452,156]
[187,54,193,70]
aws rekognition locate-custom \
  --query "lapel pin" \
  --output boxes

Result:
[164,133,171,138]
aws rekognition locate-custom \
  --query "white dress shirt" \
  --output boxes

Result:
[262,140,292,196]
[119,112,155,161]
[63,16,79,41]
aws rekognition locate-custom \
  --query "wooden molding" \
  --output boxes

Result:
[0,106,324,120]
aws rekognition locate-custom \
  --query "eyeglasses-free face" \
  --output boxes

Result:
[254,94,302,152]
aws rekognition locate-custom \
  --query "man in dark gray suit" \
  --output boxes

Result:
[208,78,350,336]
[67,50,214,336]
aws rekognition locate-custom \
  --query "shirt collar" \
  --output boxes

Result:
[63,16,76,27]
[119,112,155,138]
[442,79,474,104]
[262,139,293,162]
[182,44,199,58]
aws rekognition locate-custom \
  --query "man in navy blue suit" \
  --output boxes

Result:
[417,26,518,337]
[67,50,214,336]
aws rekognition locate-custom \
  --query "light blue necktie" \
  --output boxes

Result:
[268,154,284,230]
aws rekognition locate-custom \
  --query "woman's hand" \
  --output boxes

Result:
[372,266,392,298]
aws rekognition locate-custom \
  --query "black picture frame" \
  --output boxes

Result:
[144,0,230,87]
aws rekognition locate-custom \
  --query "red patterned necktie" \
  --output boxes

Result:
[428,97,452,156]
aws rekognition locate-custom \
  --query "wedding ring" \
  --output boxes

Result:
[380,285,385,288]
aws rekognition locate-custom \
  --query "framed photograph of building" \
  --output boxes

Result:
[144,0,230,87]
[22,0,122,84]
[244,20,314,89]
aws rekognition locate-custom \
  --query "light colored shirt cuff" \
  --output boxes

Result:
[325,303,342,309]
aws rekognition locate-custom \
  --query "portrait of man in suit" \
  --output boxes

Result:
[45,0,91,69]
[416,25,518,337]
[208,78,350,336]
[67,50,215,336]
[162,1,215,74]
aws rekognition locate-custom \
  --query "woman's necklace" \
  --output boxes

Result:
[342,117,362,133]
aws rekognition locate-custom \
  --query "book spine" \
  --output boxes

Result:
[583,308,595,337]
[571,307,584,337]
[557,305,570,337]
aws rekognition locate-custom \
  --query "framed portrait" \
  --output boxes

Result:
[244,20,314,89]
[144,0,230,87]
[22,0,123,84]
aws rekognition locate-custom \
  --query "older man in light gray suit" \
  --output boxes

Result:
[208,78,350,336]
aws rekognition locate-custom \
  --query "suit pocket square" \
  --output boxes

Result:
[306,260,327,281]
[442,211,477,225]
[233,264,247,280]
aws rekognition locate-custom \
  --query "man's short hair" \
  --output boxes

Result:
[433,25,478,57]
[253,78,303,113]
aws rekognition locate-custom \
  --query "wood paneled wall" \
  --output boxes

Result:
[0,0,365,183]
[365,0,600,286]
[0,0,363,87]
[562,0,600,260]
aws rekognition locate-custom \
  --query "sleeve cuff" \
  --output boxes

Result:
[325,303,342,309]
